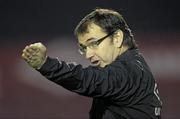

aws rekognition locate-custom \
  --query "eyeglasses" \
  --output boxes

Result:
[78,31,115,55]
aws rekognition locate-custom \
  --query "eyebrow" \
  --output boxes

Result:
[86,37,98,43]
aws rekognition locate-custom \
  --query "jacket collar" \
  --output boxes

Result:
[116,48,140,62]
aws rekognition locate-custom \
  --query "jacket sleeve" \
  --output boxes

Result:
[37,56,141,100]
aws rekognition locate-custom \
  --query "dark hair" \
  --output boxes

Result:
[74,8,137,49]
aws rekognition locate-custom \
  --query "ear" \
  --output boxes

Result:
[113,30,123,48]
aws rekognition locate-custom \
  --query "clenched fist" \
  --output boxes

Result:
[22,42,47,69]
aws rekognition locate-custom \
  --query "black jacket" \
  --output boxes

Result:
[38,49,162,119]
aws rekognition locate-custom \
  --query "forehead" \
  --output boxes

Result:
[77,23,107,44]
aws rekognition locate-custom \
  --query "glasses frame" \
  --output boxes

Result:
[78,31,115,55]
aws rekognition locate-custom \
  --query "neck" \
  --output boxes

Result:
[112,45,128,61]
[118,45,129,56]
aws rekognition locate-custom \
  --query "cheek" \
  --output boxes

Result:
[96,45,113,61]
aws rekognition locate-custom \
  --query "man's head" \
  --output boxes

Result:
[74,8,137,67]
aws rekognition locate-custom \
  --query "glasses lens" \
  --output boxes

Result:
[77,31,115,55]
[78,44,86,55]
[78,48,84,55]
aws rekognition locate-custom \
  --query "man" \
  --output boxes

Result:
[22,8,162,119]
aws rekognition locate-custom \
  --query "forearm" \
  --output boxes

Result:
[37,56,81,90]
[37,57,125,99]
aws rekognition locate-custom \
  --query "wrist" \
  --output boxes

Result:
[36,56,48,70]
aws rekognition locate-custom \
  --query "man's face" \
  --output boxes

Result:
[77,23,123,67]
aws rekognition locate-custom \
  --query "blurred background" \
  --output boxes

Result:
[0,0,180,119]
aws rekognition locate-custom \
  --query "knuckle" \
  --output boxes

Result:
[23,49,26,53]
[21,54,25,58]
[29,45,33,48]
[24,47,28,50]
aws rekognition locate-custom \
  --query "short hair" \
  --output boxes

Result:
[74,8,137,49]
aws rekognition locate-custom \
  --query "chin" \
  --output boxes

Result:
[100,62,111,68]
[91,62,107,68]
[99,63,106,68]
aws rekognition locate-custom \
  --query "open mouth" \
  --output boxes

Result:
[91,60,100,66]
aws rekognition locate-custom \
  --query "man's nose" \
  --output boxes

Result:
[85,47,95,59]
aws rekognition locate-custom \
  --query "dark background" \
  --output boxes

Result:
[0,0,180,119]
[1,0,180,37]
